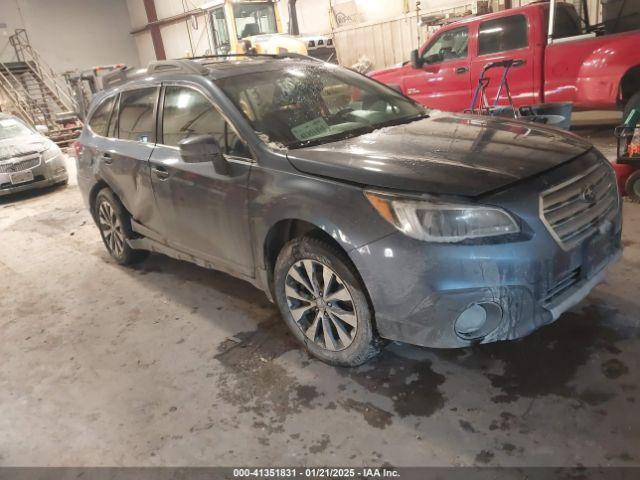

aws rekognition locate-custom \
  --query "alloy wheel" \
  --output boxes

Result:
[285,259,358,351]
[97,200,125,258]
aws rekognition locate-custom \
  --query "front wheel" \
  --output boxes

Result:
[625,170,640,203]
[274,237,381,367]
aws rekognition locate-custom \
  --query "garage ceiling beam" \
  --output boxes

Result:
[143,0,166,60]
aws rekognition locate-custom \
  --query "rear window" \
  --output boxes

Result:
[478,14,529,56]
[88,95,116,137]
[117,88,158,143]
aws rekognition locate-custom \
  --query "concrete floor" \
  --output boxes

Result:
[0,131,639,467]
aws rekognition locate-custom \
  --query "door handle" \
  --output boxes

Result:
[456,67,469,74]
[152,166,169,180]
[512,59,526,68]
[100,153,113,165]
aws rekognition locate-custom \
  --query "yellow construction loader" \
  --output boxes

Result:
[201,0,336,61]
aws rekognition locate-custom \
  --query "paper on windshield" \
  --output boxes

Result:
[291,118,330,141]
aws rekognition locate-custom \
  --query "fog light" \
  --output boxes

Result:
[455,302,502,341]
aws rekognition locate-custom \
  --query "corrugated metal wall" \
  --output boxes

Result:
[333,13,421,68]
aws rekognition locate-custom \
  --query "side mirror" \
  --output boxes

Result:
[35,125,49,135]
[179,134,231,176]
[410,49,424,69]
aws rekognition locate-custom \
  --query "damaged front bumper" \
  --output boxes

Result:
[350,152,623,349]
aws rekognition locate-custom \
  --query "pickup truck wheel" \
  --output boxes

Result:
[625,170,640,203]
[624,92,640,121]
[95,188,148,265]
[274,236,382,367]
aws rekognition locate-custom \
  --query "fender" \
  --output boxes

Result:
[247,154,396,275]
[547,31,640,109]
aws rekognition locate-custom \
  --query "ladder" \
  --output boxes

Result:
[0,29,82,146]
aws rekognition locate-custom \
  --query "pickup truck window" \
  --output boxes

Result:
[422,26,469,63]
[552,5,587,39]
[479,14,528,56]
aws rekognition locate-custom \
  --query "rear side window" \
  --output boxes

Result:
[161,86,250,158]
[478,14,528,56]
[118,88,158,143]
[88,95,116,137]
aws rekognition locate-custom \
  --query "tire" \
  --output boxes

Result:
[94,188,148,265]
[625,170,640,203]
[624,91,640,121]
[274,236,381,367]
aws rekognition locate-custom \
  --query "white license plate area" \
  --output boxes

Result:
[9,170,34,185]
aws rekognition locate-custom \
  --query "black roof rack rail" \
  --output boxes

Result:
[188,52,324,63]
[101,59,209,90]
[101,53,326,90]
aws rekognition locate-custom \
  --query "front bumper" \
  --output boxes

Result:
[0,154,68,197]
[351,152,623,349]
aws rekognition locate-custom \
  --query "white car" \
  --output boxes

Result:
[0,114,68,197]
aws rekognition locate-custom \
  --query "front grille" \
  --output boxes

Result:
[0,153,41,174]
[540,160,618,250]
[543,267,581,305]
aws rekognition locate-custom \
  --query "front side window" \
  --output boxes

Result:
[422,27,469,63]
[161,86,250,158]
[118,88,158,143]
[88,95,116,137]
[216,64,427,148]
[479,14,529,56]
[233,2,277,38]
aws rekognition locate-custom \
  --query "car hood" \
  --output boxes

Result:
[286,113,592,197]
[0,134,48,161]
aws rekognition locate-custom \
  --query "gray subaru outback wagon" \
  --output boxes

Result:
[77,56,622,366]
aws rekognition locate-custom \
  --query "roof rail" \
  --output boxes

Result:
[147,59,209,75]
[189,52,324,63]
[100,59,209,90]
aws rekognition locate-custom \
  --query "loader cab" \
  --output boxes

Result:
[204,0,295,55]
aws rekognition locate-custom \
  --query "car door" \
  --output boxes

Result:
[97,87,160,230]
[470,13,537,108]
[402,26,472,112]
[90,87,159,231]
[148,83,254,278]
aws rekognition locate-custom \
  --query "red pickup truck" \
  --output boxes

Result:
[370,1,640,118]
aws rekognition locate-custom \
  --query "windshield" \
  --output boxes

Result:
[234,2,278,38]
[216,63,427,148]
[0,116,34,140]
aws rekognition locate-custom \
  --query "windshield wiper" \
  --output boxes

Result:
[371,112,429,131]
[288,125,377,149]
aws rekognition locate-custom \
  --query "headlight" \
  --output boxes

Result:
[365,191,520,243]
[41,141,61,162]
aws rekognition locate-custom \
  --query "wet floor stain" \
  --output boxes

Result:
[339,398,393,429]
[475,450,494,464]
[308,434,331,454]
[602,358,629,379]
[343,351,446,418]
[213,317,306,434]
